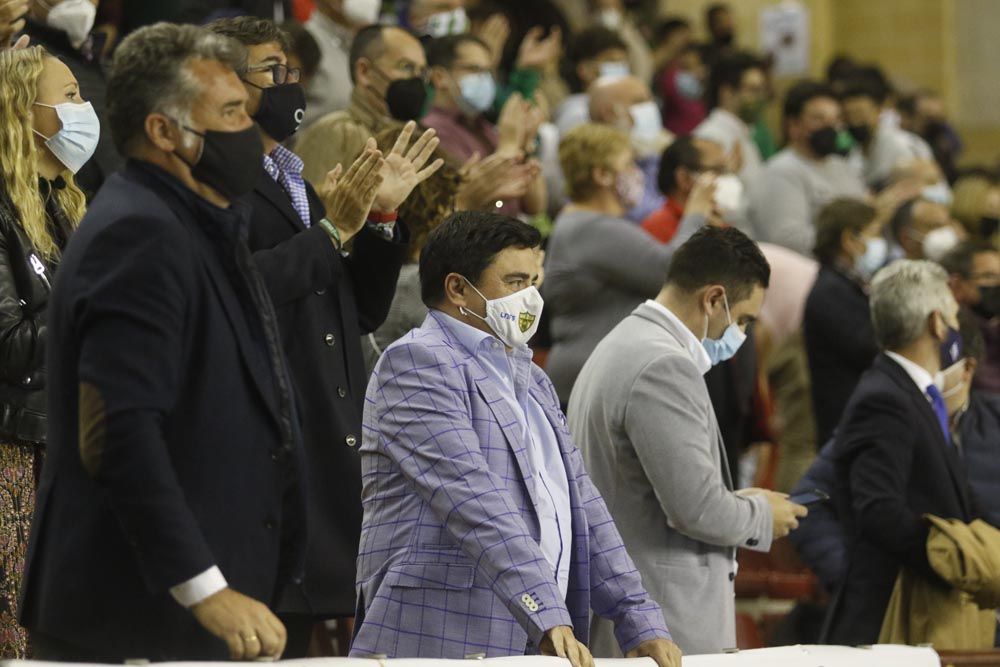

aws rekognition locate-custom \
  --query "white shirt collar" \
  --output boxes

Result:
[885,351,936,395]
[644,300,713,375]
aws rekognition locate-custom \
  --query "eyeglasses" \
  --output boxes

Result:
[245,63,302,85]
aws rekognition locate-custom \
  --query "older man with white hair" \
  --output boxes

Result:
[824,260,981,646]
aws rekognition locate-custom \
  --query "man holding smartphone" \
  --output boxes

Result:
[570,226,807,656]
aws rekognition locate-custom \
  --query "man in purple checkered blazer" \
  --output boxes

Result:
[352,212,680,667]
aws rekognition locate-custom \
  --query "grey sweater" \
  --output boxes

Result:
[543,207,705,404]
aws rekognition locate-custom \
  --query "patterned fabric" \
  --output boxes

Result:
[263,145,311,228]
[0,442,36,658]
[352,310,669,658]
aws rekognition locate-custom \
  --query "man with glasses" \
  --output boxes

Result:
[298,24,428,187]
[942,240,1000,394]
[207,17,443,656]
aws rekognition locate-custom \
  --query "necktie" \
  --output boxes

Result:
[925,384,951,446]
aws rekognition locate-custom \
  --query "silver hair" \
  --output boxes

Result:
[870,259,957,351]
[106,22,247,154]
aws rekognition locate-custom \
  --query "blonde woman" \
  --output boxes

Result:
[951,173,1000,241]
[0,46,95,657]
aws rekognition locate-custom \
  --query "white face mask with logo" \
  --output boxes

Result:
[459,278,544,348]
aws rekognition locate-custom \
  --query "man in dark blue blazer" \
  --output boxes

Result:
[20,24,307,661]
[824,259,980,646]
[205,17,443,655]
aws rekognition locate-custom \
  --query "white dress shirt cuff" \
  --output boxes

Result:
[169,566,227,608]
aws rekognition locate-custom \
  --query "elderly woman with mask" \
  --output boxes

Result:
[0,45,95,656]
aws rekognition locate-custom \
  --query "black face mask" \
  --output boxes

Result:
[974,284,1000,320]
[714,30,734,46]
[249,82,306,142]
[385,77,432,121]
[179,124,263,199]
[808,125,839,158]
[980,216,1000,238]
[847,123,872,146]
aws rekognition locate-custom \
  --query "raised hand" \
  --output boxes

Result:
[516,26,562,71]
[456,151,519,209]
[0,0,29,47]
[476,13,511,70]
[317,138,384,245]
[373,120,445,213]
[497,93,530,156]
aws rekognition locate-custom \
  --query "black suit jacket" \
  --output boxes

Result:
[804,266,879,445]
[245,169,406,615]
[825,354,977,645]
[19,161,306,659]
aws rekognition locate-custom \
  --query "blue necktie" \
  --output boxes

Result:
[925,384,951,446]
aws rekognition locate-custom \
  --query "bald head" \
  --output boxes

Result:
[588,75,652,125]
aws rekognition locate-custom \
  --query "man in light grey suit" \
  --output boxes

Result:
[569,226,808,656]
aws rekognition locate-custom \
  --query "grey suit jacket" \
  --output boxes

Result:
[567,301,773,655]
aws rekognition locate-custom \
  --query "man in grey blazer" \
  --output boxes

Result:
[569,227,808,656]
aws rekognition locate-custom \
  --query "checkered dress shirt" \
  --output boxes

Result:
[263,144,311,228]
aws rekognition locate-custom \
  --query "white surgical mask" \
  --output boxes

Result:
[46,0,97,49]
[712,174,744,215]
[598,61,630,80]
[598,8,623,29]
[32,100,100,174]
[456,72,496,115]
[343,0,381,26]
[459,278,544,348]
[922,226,960,262]
[922,181,953,208]
[422,8,469,37]
[629,100,662,143]
[854,237,888,280]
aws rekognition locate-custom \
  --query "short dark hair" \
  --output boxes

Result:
[706,3,729,28]
[651,17,690,47]
[426,34,490,70]
[939,240,1000,278]
[657,135,702,196]
[349,24,386,83]
[107,23,246,154]
[666,226,771,303]
[783,79,836,121]
[205,15,290,52]
[420,211,542,306]
[839,75,889,106]
[706,51,763,110]
[568,26,627,67]
[826,55,858,84]
[281,20,321,78]
[813,198,878,266]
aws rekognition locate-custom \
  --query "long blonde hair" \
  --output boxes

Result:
[0,46,86,260]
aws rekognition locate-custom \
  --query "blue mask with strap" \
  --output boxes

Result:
[701,291,747,366]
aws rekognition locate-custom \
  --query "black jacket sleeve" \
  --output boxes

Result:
[253,224,343,309]
[74,213,217,593]
[343,224,409,335]
[0,224,44,384]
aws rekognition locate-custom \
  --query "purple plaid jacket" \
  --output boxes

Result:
[351,311,670,658]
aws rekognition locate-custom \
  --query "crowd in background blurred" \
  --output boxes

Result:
[1,0,999,661]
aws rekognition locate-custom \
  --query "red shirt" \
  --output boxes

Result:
[641,198,685,244]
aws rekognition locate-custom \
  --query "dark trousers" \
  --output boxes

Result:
[31,632,125,663]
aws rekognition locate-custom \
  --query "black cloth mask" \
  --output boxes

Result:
[974,284,1000,320]
[809,126,839,158]
[179,124,263,199]
[249,82,306,142]
[979,216,1000,239]
[847,123,872,146]
[385,76,431,121]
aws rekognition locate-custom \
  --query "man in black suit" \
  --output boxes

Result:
[20,23,313,661]
[825,259,979,645]
[206,17,442,656]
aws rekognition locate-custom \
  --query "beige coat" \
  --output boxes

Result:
[879,516,1000,649]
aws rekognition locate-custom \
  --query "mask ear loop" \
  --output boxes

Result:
[457,277,489,322]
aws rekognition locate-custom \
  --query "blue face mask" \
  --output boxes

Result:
[32,100,101,174]
[675,70,704,100]
[456,72,496,115]
[598,60,630,80]
[701,292,747,366]
[939,319,963,369]
[854,237,888,280]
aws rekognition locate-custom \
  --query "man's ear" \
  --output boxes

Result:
[443,272,469,308]
[145,113,180,154]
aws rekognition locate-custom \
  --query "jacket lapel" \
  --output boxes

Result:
[254,171,308,234]
[877,355,971,516]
